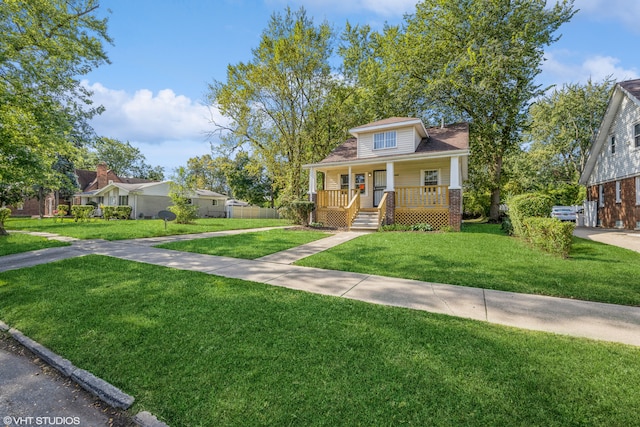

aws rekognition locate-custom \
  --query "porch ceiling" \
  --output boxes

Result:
[304,149,469,171]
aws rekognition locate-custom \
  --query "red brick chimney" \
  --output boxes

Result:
[96,162,108,189]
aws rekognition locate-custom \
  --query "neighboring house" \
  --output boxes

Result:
[303,117,470,231]
[74,163,227,219]
[579,79,640,230]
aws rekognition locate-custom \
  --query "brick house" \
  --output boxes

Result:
[303,118,470,231]
[580,79,640,230]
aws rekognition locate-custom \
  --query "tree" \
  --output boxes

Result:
[207,7,346,204]
[224,152,274,207]
[395,0,575,220]
[168,167,198,224]
[0,0,111,193]
[84,137,165,180]
[185,154,229,194]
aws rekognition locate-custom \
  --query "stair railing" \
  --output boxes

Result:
[345,191,360,229]
[377,192,388,229]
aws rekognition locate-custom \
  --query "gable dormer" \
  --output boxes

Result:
[349,117,429,159]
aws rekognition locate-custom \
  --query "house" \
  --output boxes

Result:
[303,118,470,231]
[579,79,640,230]
[74,163,227,219]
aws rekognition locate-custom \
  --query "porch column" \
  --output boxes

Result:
[348,166,352,191]
[385,162,395,191]
[385,161,395,225]
[449,156,462,231]
[308,167,317,224]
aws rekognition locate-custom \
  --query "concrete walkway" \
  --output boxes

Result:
[574,226,640,253]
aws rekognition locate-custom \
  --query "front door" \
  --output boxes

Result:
[373,170,386,207]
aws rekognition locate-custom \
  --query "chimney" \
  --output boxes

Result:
[97,162,108,189]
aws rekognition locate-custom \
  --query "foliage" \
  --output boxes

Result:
[0,207,10,235]
[82,137,165,180]
[463,191,490,218]
[507,193,554,237]
[280,200,315,226]
[522,217,575,258]
[70,205,94,222]
[0,0,111,194]
[102,205,132,220]
[393,0,575,220]
[223,151,274,207]
[410,223,434,232]
[53,204,69,223]
[380,223,412,232]
[185,154,229,194]
[168,167,198,224]
[207,7,350,204]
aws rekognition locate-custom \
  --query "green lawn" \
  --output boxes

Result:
[5,217,290,241]
[296,224,640,306]
[0,233,70,256]
[155,229,330,259]
[0,255,638,426]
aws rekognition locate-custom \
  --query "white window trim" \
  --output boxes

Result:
[615,181,621,203]
[373,131,397,150]
[634,122,640,149]
[421,169,441,186]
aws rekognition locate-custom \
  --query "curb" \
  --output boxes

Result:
[1,320,167,425]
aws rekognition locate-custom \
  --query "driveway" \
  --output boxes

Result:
[574,227,640,253]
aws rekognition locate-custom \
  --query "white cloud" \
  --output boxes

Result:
[577,0,640,31]
[542,52,639,86]
[83,81,228,171]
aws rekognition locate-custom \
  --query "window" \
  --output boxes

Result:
[340,174,349,190]
[636,177,640,206]
[635,123,640,148]
[373,131,397,149]
[615,181,621,203]
[610,135,616,154]
[96,196,104,205]
[118,195,129,206]
[355,173,366,194]
[212,199,218,206]
[599,184,604,207]
[422,170,439,186]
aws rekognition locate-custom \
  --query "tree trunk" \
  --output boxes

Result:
[488,154,504,222]
[0,226,8,236]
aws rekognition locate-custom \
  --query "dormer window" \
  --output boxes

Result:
[374,131,396,149]
[634,123,640,148]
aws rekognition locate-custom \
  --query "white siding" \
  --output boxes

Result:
[357,127,416,159]
[591,96,640,184]
[395,159,451,187]
[136,195,172,218]
[141,182,172,196]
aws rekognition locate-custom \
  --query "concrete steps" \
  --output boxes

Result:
[350,211,379,231]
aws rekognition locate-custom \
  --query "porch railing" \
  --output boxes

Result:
[377,192,388,227]
[395,186,449,208]
[346,192,360,228]
[317,189,356,208]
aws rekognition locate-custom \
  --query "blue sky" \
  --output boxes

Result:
[84,0,640,174]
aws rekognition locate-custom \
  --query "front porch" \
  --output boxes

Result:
[312,185,456,230]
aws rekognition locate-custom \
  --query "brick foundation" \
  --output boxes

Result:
[384,191,395,225]
[588,176,640,229]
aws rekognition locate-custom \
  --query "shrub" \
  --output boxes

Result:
[57,205,69,215]
[0,207,10,235]
[168,201,198,224]
[71,205,94,222]
[103,205,132,220]
[410,223,434,232]
[522,217,575,258]
[281,200,315,226]
[508,193,553,238]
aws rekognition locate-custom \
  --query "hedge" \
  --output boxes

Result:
[71,205,94,222]
[103,205,132,220]
[281,200,315,226]
[522,217,575,258]
[507,193,553,237]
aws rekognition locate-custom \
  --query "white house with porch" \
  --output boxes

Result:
[303,117,470,231]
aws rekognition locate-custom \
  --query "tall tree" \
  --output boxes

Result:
[526,78,615,183]
[87,137,165,180]
[0,0,111,195]
[185,154,229,194]
[396,0,575,220]
[207,7,344,204]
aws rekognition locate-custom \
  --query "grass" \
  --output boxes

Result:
[0,255,639,426]
[5,217,290,241]
[296,223,640,306]
[155,229,331,259]
[0,233,70,256]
